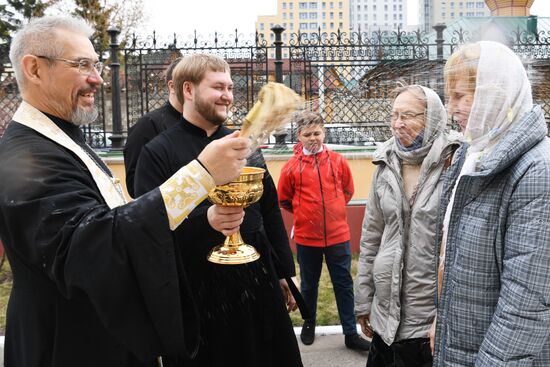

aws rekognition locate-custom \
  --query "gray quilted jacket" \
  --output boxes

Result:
[434,105,550,366]
[355,131,460,345]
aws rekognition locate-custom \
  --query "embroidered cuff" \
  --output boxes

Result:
[159,160,215,230]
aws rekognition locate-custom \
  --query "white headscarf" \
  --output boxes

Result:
[465,41,533,155]
[441,41,533,266]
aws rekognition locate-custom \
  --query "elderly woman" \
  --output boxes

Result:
[431,41,550,366]
[354,85,460,366]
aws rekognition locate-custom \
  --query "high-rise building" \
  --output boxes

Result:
[349,0,408,35]
[420,1,491,32]
[256,0,351,55]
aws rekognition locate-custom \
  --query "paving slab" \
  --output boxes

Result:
[295,326,369,367]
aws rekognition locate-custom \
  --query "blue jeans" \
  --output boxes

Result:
[297,241,357,335]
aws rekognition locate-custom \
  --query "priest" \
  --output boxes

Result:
[0,16,250,367]
[134,53,303,366]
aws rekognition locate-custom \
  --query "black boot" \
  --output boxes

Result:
[300,319,316,345]
[345,334,371,351]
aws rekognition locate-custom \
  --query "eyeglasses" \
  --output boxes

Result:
[35,55,103,76]
[390,111,424,122]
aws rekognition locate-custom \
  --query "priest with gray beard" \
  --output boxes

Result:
[0,15,250,367]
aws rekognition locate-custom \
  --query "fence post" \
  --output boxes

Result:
[433,23,447,101]
[107,27,125,150]
[270,24,288,148]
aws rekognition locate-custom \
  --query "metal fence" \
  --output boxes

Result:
[2,23,550,147]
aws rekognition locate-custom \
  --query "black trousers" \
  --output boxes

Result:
[366,332,432,367]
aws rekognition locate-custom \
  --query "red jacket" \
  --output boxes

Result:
[277,143,354,247]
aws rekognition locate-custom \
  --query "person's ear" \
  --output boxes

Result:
[167,80,175,94]
[20,55,44,86]
[182,81,194,101]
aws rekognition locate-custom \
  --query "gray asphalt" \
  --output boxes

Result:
[297,329,369,367]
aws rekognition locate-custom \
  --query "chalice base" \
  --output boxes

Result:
[207,244,260,265]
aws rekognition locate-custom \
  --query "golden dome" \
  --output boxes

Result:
[485,0,535,16]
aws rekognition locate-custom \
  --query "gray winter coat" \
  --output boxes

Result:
[434,106,550,366]
[355,132,460,345]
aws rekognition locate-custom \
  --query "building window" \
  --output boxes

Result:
[442,12,446,17]
[384,4,388,10]
[310,2,318,9]
[338,1,343,8]
[466,11,474,16]
[260,23,264,30]
[289,2,293,9]
[283,13,287,19]
[330,22,334,29]
[330,2,334,9]
[310,12,318,19]
[323,23,327,29]
[330,12,334,19]
[339,22,343,28]
[282,2,287,9]
[323,13,326,19]
[270,23,274,28]
[451,12,455,17]
[270,34,274,41]
[289,12,294,18]
[450,2,454,7]
[300,22,308,29]
[299,12,307,19]
[358,14,361,20]
[310,22,318,29]
[385,13,388,20]
[476,1,484,8]
[322,2,326,9]
[466,2,474,9]
[290,22,294,29]
[299,2,307,9]
[339,11,343,19]
[373,4,377,11]
[476,11,484,16]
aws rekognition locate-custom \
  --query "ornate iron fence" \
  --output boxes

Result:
[2,23,550,148]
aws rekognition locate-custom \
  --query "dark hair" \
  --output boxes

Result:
[165,56,183,84]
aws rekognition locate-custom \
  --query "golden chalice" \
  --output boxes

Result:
[207,166,265,265]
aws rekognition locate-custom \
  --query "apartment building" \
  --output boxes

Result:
[349,0,408,34]
[256,0,351,55]
[420,0,491,32]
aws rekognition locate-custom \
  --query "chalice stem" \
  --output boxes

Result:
[225,231,244,249]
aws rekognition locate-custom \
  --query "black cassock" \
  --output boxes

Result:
[134,118,303,367]
[0,115,201,367]
[124,102,182,198]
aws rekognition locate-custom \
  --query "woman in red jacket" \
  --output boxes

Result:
[278,110,369,351]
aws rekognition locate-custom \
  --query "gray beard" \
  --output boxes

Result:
[70,105,99,126]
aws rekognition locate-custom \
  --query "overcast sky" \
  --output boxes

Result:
[142,0,550,39]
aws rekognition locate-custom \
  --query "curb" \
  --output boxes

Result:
[293,324,362,336]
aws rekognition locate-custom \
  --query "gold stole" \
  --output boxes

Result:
[12,101,127,209]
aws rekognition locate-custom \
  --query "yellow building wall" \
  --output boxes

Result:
[104,151,376,202]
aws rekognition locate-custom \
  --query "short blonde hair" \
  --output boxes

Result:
[173,53,230,105]
[444,43,480,96]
